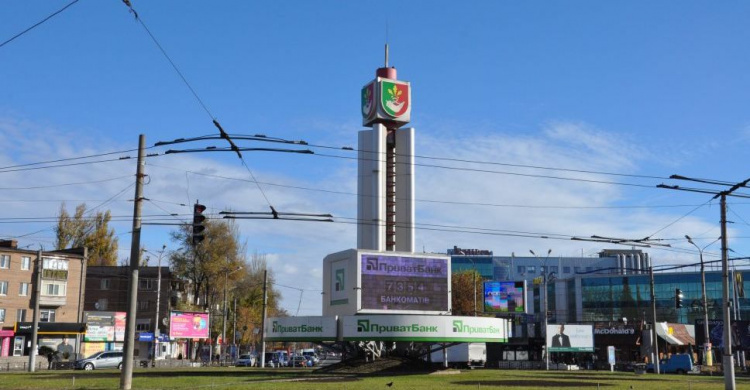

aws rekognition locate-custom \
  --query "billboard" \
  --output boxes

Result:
[265,316,338,341]
[360,253,450,314]
[483,281,526,313]
[169,311,210,339]
[696,319,750,351]
[84,311,127,342]
[546,324,594,352]
[342,315,508,342]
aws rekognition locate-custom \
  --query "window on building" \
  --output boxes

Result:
[0,308,5,323]
[19,282,29,296]
[41,281,66,297]
[0,281,7,295]
[40,309,56,322]
[574,266,583,274]
[527,266,536,274]
[136,321,151,331]
[551,266,559,274]
[563,266,571,274]
[0,255,9,269]
[138,300,150,311]
[540,266,546,273]
[517,266,526,274]
[97,298,108,311]
[586,267,594,272]
[42,258,68,280]
[101,279,111,290]
[16,309,26,322]
[139,279,154,290]
[21,257,31,271]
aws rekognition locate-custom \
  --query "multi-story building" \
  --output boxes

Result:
[83,266,176,359]
[0,240,86,358]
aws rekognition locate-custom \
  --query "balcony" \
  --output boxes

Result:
[39,294,66,306]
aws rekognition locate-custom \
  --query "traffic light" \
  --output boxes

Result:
[675,288,683,309]
[192,203,206,245]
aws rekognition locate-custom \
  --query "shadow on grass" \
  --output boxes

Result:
[452,380,614,387]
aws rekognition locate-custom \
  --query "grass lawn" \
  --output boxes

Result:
[0,367,748,389]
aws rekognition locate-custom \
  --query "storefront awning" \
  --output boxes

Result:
[655,322,695,345]
[14,322,86,335]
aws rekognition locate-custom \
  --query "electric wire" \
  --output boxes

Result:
[0,175,131,190]
[0,0,81,49]
[147,162,712,211]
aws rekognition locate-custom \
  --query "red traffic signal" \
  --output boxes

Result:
[193,203,206,245]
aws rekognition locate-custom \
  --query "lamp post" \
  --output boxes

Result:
[531,249,552,371]
[686,235,719,367]
[222,266,242,363]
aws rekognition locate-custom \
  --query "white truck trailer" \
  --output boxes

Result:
[429,343,486,368]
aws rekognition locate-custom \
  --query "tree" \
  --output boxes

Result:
[235,251,286,352]
[451,270,483,316]
[169,219,246,309]
[54,202,119,265]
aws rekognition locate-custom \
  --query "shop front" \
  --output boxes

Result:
[0,330,14,357]
[14,322,86,360]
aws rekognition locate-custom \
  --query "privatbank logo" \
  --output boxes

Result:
[361,82,374,118]
[452,320,502,335]
[364,256,442,274]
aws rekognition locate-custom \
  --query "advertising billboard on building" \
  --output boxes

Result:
[264,316,337,341]
[359,253,450,314]
[342,315,507,343]
[483,281,526,313]
[546,324,594,352]
[696,319,750,351]
[169,311,210,339]
[84,311,127,342]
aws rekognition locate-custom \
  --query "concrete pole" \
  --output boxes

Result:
[153,245,164,366]
[120,134,146,390]
[650,266,660,374]
[720,194,736,390]
[28,249,42,372]
[260,270,268,367]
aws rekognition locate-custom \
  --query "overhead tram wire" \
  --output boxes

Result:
[146,162,719,211]
[0,175,132,191]
[121,1,282,217]
[0,0,81,49]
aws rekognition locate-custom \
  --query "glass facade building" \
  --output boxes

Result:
[570,270,750,324]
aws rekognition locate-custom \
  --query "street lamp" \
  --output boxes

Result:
[530,249,552,371]
[686,235,720,367]
[222,266,242,363]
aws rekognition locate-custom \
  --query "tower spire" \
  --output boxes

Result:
[385,43,389,68]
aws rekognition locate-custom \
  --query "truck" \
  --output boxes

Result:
[429,343,486,368]
[647,353,694,374]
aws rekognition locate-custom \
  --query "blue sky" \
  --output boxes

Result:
[2,1,750,314]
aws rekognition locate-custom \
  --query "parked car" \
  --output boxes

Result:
[261,352,278,368]
[289,355,308,367]
[304,355,316,367]
[235,354,256,367]
[74,351,124,370]
[647,353,694,374]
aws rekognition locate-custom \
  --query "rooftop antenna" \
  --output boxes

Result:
[385,43,389,68]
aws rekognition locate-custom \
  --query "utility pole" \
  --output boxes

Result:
[28,249,42,372]
[686,235,717,367]
[233,296,237,357]
[260,269,268,368]
[720,194,735,390]
[120,134,146,390]
[650,266,660,374]
[153,244,166,367]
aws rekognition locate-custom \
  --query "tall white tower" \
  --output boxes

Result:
[358,46,415,252]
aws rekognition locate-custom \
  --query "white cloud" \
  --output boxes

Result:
[0,115,726,315]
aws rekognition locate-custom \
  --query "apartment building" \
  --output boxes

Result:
[0,240,86,358]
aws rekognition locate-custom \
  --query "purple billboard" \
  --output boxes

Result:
[360,254,449,313]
